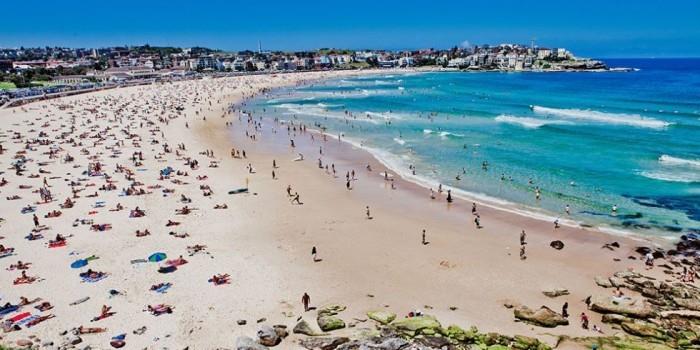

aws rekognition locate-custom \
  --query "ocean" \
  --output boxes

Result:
[250,59,700,238]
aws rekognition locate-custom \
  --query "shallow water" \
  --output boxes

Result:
[250,59,700,237]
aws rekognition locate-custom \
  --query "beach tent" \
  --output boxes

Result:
[148,252,167,262]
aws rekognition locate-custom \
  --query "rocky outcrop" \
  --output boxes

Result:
[589,295,655,318]
[256,325,288,347]
[541,288,569,298]
[513,305,569,328]
[366,310,396,325]
[299,337,350,350]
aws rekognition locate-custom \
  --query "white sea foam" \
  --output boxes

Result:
[495,114,571,128]
[423,129,464,138]
[276,103,380,124]
[393,137,406,145]
[640,171,700,183]
[659,155,700,169]
[532,105,672,129]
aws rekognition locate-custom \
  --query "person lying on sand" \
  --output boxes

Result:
[209,274,230,285]
[214,203,228,209]
[79,269,106,279]
[166,220,180,226]
[77,325,107,334]
[14,271,38,285]
[145,304,174,315]
[135,229,151,237]
[8,261,31,270]
[35,301,53,311]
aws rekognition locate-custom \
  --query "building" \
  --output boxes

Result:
[52,75,88,85]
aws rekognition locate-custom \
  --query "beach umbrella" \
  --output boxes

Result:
[148,252,167,262]
[71,259,88,269]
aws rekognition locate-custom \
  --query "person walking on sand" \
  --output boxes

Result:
[302,293,311,312]
[272,169,276,179]
[366,206,372,219]
[33,214,39,227]
[312,246,318,261]
[474,215,481,229]
[562,302,569,318]
[520,230,526,245]
[422,229,427,245]
[520,245,526,260]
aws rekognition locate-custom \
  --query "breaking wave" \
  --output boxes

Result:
[532,105,672,129]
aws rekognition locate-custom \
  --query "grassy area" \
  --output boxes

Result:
[30,80,53,87]
[0,81,16,90]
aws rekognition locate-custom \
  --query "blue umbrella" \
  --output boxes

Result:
[71,259,88,269]
[148,252,167,262]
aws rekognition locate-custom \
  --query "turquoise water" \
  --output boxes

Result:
[251,59,700,237]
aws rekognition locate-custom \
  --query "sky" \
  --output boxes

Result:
[2,0,700,58]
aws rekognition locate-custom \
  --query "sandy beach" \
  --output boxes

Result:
[0,70,690,349]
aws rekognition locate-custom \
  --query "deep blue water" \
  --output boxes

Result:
[251,59,700,238]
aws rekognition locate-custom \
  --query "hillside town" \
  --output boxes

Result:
[0,43,606,105]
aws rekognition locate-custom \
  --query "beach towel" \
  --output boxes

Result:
[48,240,67,248]
[228,188,249,195]
[15,314,39,326]
[8,311,31,323]
[0,304,19,316]
[153,283,172,293]
[82,274,108,283]
[0,248,14,258]
[70,297,90,306]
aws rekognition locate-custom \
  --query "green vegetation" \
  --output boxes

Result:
[0,81,16,90]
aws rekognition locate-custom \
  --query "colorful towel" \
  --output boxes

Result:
[81,274,107,283]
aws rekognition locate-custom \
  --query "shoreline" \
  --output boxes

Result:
[245,80,673,248]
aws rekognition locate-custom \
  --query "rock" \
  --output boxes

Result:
[589,295,655,319]
[317,304,347,317]
[367,310,396,325]
[272,325,288,339]
[445,324,478,342]
[513,305,569,328]
[594,276,613,288]
[299,337,350,350]
[236,336,269,350]
[293,320,323,336]
[672,297,700,311]
[608,276,627,288]
[237,319,247,325]
[601,313,631,324]
[370,337,409,350]
[317,315,345,332]
[257,325,281,347]
[389,315,442,337]
[16,339,33,347]
[67,335,82,345]
[549,240,564,250]
[621,321,668,340]
[416,336,450,348]
[512,335,540,350]
[542,288,569,298]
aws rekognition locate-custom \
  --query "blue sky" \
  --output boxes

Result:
[2,1,699,57]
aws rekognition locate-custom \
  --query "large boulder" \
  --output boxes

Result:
[257,325,280,347]
[299,337,350,350]
[445,324,478,342]
[293,319,323,336]
[317,315,345,332]
[367,310,396,325]
[513,305,569,328]
[317,304,347,317]
[594,276,613,288]
[589,295,655,319]
[236,336,269,350]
